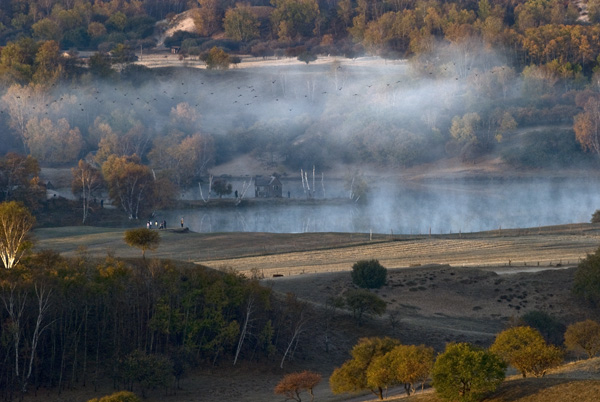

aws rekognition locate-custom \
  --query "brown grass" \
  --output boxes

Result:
[34,223,600,276]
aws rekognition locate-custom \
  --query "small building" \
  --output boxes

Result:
[171,46,181,54]
[255,175,282,198]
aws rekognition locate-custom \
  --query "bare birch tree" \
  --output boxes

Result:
[71,159,104,223]
[280,293,311,368]
[0,281,52,395]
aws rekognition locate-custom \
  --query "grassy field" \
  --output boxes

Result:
[34,223,600,276]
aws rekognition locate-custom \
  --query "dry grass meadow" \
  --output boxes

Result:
[28,223,600,401]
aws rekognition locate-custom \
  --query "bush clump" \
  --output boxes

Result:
[351,259,387,289]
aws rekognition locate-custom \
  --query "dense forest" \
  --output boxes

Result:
[0,251,320,401]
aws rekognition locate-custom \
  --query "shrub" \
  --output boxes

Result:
[592,209,600,223]
[351,259,387,289]
[344,289,386,326]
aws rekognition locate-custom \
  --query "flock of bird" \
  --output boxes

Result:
[0,61,484,126]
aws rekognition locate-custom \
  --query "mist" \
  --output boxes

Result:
[1,42,593,234]
[159,176,600,234]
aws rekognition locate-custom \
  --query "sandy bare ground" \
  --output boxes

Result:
[134,49,405,70]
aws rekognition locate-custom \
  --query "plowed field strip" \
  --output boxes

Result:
[199,235,600,276]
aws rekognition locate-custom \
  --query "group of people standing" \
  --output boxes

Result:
[146,219,167,230]
[145,218,185,230]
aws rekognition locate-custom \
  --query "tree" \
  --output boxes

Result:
[124,228,160,259]
[573,246,600,306]
[102,155,155,220]
[366,344,434,396]
[271,0,320,40]
[202,47,230,70]
[490,326,564,378]
[212,179,232,198]
[193,0,223,36]
[71,160,104,224]
[386,344,435,395]
[33,40,63,86]
[432,342,505,402]
[88,52,114,78]
[224,4,260,42]
[564,320,600,358]
[32,19,62,41]
[1,84,48,153]
[0,153,44,210]
[0,38,38,85]
[298,52,317,64]
[330,337,401,400]
[450,112,481,144]
[24,117,83,163]
[274,370,322,402]
[0,201,35,269]
[344,170,369,203]
[520,310,565,345]
[574,96,600,158]
[118,350,173,397]
[351,259,387,288]
[345,289,386,326]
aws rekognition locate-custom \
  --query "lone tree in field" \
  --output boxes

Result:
[0,201,35,269]
[490,326,563,378]
[274,370,322,402]
[573,246,600,306]
[432,342,505,402]
[124,228,160,259]
[564,320,600,358]
[351,259,387,288]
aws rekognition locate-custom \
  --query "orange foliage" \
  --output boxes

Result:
[274,370,322,402]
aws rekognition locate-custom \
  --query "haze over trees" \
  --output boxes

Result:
[0,0,597,197]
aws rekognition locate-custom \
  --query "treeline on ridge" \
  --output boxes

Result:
[2,0,600,72]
